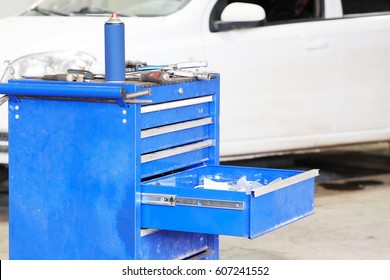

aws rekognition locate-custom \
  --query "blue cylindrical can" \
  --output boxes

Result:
[105,13,125,82]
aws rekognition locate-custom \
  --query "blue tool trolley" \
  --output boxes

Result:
[1,76,318,259]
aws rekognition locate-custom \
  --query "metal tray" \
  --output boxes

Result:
[141,165,318,239]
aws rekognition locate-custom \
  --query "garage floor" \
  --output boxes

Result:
[1,174,390,260]
[220,174,390,259]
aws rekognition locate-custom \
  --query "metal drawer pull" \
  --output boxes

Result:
[141,117,212,138]
[141,95,213,113]
[142,193,245,210]
[141,140,213,163]
[253,169,319,198]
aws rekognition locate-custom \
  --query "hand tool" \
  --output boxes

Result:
[26,69,99,82]
[41,74,75,81]
[139,71,170,84]
[125,89,152,104]
[67,69,97,81]
[167,69,217,81]
[0,95,9,107]
[125,60,147,73]
[126,60,207,72]
[125,60,215,82]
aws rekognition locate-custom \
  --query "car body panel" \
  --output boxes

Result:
[1,0,390,164]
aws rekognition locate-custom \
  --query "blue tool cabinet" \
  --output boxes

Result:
[1,76,317,260]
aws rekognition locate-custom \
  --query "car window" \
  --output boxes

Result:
[262,0,323,22]
[30,0,191,17]
[341,0,390,15]
[210,0,323,30]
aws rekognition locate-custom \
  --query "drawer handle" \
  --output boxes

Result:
[142,193,245,210]
[141,117,212,138]
[141,95,213,113]
[253,169,319,198]
[141,140,213,163]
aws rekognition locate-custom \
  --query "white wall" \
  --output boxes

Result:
[0,0,36,18]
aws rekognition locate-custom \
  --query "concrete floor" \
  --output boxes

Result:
[220,174,390,259]
[1,174,390,260]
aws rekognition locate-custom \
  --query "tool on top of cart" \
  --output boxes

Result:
[17,60,213,84]
[67,69,96,81]
[126,60,207,72]
[139,71,171,84]
[125,60,216,83]
[0,94,9,107]
[19,69,98,82]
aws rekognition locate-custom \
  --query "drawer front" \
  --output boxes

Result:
[141,143,212,178]
[137,78,219,104]
[141,165,317,239]
[141,118,212,154]
[139,95,218,179]
[139,230,216,260]
[249,178,315,238]
[140,97,212,129]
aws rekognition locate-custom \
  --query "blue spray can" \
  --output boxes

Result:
[105,13,125,82]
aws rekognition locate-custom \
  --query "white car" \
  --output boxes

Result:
[1,0,390,165]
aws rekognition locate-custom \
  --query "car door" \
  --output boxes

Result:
[320,0,390,145]
[202,0,342,158]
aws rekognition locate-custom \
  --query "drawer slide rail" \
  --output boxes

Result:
[142,193,245,210]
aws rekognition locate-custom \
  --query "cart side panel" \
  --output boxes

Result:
[9,98,138,259]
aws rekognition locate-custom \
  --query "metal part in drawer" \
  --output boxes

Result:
[141,165,318,239]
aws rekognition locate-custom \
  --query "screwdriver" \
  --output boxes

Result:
[41,74,74,81]
[139,71,170,84]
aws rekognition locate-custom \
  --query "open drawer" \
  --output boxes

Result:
[141,165,318,239]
